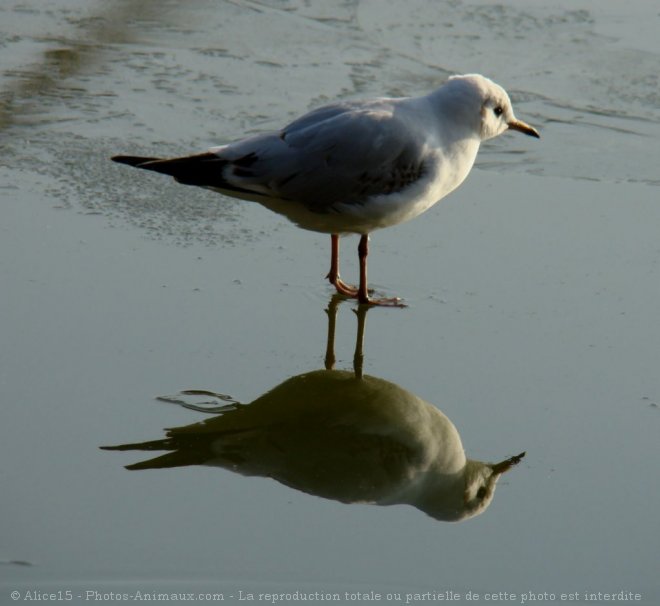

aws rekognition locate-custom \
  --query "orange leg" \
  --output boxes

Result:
[326,234,359,297]
[357,235,405,307]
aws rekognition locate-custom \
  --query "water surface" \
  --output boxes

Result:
[1,1,658,604]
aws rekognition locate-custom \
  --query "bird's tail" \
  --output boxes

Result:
[111,152,228,188]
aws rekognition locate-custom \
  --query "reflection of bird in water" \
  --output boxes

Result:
[103,299,524,521]
[112,74,538,306]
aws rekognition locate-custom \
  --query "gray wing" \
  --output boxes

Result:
[115,99,429,212]
[214,99,428,211]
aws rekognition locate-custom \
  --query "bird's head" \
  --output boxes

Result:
[446,74,540,142]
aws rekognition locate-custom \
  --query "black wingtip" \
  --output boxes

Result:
[111,152,238,190]
[111,155,160,167]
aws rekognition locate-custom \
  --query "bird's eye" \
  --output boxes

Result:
[493,106,504,117]
[476,487,488,499]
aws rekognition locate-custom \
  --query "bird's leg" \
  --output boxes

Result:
[352,304,368,379]
[324,296,341,370]
[357,234,406,307]
[326,234,359,297]
[357,235,370,304]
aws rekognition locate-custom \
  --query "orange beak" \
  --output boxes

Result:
[508,119,540,138]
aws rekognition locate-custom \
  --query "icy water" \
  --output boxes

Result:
[1,1,659,604]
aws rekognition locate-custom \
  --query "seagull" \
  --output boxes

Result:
[112,74,539,306]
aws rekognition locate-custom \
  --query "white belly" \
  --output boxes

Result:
[211,143,480,235]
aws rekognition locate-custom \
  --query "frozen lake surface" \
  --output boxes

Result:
[1,1,658,604]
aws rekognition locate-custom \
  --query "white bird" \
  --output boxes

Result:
[113,74,539,305]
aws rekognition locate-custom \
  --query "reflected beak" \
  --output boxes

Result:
[491,451,526,474]
[508,119,540,138]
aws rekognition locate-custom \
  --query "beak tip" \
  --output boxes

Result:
[492,451,526,474]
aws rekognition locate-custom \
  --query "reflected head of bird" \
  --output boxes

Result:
[462,452,527,519]
[415,451,526,522]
